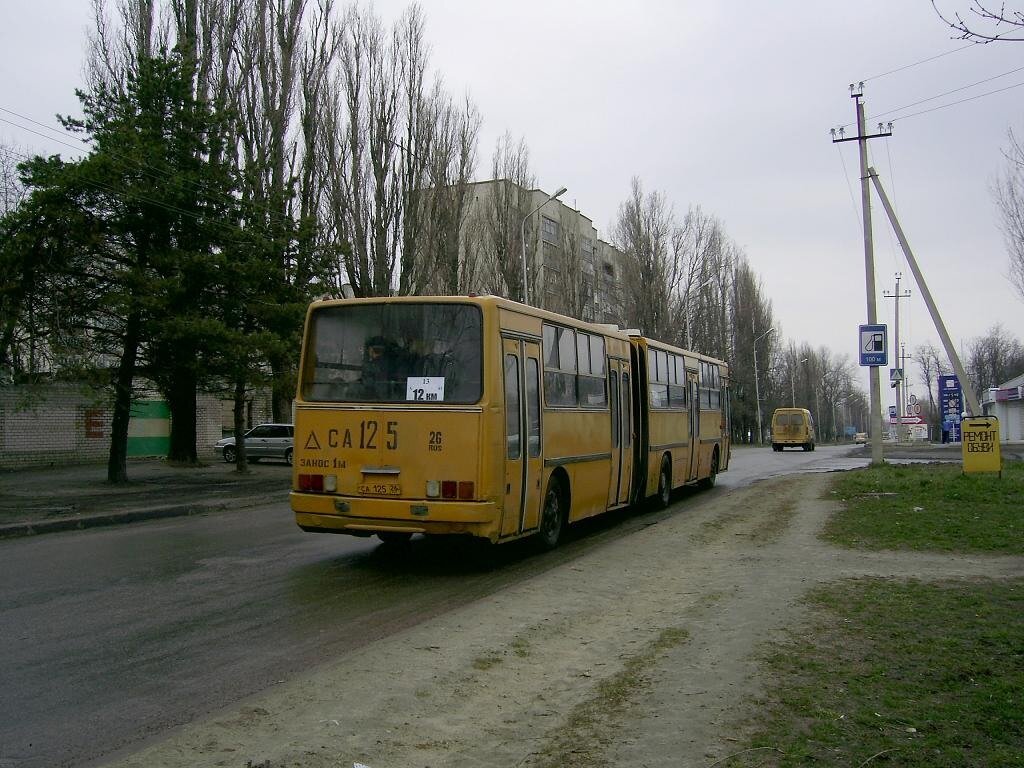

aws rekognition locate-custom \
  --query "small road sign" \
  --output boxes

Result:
[859,324,887,366]
[889,367,903,383]
[962,416,1001,475]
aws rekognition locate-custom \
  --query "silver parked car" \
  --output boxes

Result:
[215,423,294,465]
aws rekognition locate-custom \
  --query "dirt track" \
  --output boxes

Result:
[101,473,1024,768]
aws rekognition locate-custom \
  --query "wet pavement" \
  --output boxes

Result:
[0,457,292,538]
[1,441,1019,540]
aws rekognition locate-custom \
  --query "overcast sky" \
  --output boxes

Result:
[3,1,1023,393]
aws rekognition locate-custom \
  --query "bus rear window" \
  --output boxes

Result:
[302,303,483,403]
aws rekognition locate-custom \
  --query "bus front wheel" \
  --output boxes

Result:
[538,477,566,550]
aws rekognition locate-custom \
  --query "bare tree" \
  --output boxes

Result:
[547,214,591,319]
[994,128,1024,302]
[731,259,777,442]
[676,205,739,358]
[966,322,1024,396]
[465,132,536,300]
[0,143,27,217]
[613,177,682,341]
[410,89,480,295]
[915,342,950,432]
[292,0,344,293]
[932,1,1024,41]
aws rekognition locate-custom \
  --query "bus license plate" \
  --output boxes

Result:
[357,483,402,497]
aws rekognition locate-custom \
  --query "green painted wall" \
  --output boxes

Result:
[127,400,170,457]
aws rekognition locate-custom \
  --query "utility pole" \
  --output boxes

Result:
[831,83,891,465]
[867,167,983,417]
[883,273,911,442]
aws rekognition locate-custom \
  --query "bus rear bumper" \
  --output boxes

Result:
[290,492,500,540]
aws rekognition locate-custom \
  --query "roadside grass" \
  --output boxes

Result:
[737,578,1024,767]
[730,464,1024,765]
[824,461,1024,554]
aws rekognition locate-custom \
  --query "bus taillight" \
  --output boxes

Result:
[436,480,475,500]
[299,474,324,492]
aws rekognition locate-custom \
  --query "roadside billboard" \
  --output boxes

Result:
[939,374,962,443]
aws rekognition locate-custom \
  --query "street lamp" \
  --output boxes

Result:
[520,186,567,305]
[684,275,715,350]
[752,326,776,445]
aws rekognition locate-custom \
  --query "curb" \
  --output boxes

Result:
[0,494,274,540]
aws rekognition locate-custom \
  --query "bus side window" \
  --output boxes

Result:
[504,354,521,458]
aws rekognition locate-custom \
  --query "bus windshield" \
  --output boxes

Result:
[302,302,483,404]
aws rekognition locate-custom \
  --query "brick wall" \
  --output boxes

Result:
[0,384,239,468]
[0,384,111,468]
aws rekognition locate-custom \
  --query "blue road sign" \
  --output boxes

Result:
[859,324,887,366]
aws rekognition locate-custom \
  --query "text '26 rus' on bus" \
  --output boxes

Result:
[290,295,730,549]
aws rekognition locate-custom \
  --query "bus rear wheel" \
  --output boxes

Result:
[654,456,671,509]
[537,477,566,550]
[378,531,413,545]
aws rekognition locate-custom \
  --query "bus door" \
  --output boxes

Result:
[501,337,543,538]
[607,359,633,507]
[687,369,701,482]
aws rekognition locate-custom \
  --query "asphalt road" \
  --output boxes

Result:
[0,444,867,768]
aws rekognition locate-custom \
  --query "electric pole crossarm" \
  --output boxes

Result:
[866,167,982,417]
[832,132,892,143]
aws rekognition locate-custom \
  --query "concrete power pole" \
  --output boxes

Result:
[867,167,983,418]
[883,273,911,442]
[831,84,891,465]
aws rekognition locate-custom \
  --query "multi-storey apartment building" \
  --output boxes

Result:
[458,179,625,325]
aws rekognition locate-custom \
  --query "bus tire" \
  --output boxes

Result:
[538,477,566,550]
[654,456,671,509]
[700,448,719,489]
[378,531,413,545]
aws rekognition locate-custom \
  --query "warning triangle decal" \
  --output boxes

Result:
[304,431,321,450]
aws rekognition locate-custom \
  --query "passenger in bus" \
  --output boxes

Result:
[361,336,391,398]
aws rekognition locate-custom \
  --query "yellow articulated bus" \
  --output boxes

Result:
[290,295,729,548]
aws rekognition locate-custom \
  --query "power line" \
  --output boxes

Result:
[893,79,1024,122]
[0,106,90,153]
[861,42,976,83]
[0,108,302,242]
[870,65,1024,122]
[834,145,862,234]
[835,64,1024,131]
[1,144,270,253]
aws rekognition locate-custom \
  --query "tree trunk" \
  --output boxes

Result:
[107,309,142,483]
[232,376,248,472]
[166,366,198,464]
[269,351,294,423]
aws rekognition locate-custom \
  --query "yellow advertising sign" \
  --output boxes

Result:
[961,416,1001,476]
